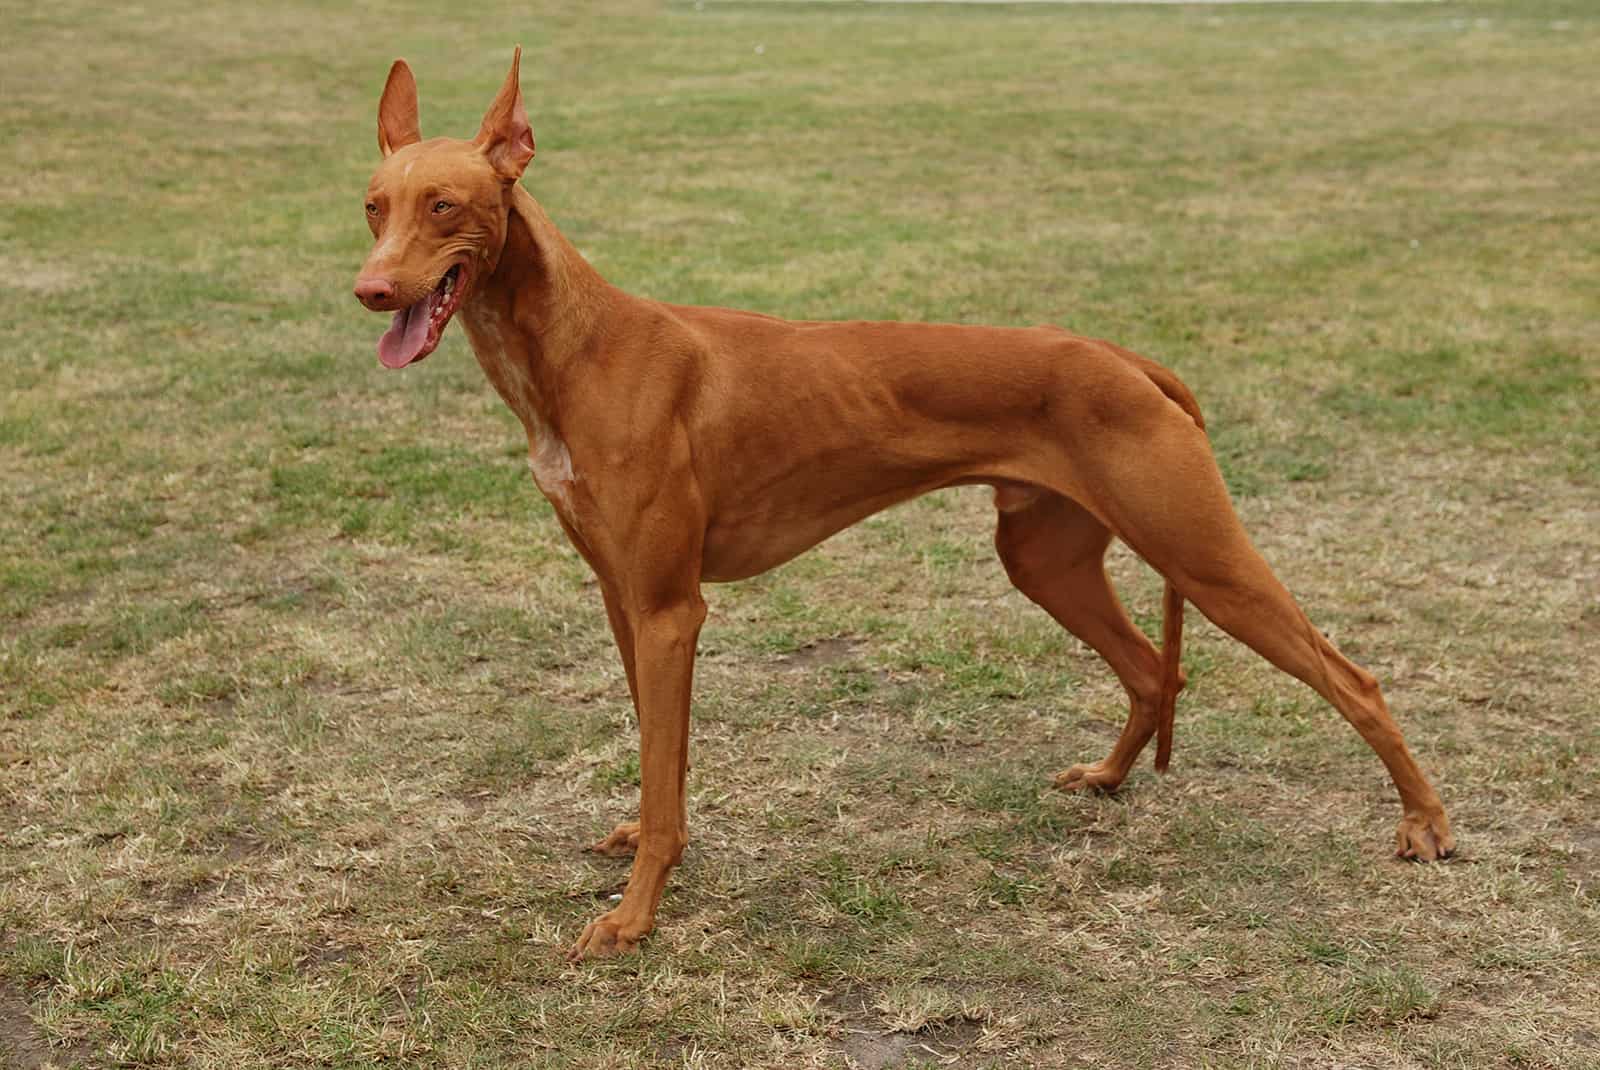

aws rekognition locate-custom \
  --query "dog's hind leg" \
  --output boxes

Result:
[993,487,1175,792]
[1073,392,1454,860]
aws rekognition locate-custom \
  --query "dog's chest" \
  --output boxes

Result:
[526,416,577,511]
[460,306,581,515]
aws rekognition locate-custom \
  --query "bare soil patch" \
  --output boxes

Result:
[0,983,81,1070]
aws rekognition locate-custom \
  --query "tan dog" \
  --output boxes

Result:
[353,51,1454,960]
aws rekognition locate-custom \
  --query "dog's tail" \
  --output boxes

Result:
[1121,348,1201,773]
[1154,580,1185,773]
[1125,350,1207,433]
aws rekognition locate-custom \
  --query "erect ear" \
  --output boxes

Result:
[474,46,535,182]
[377,59,422,158]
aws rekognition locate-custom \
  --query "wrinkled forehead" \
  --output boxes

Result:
[368,138,491,194]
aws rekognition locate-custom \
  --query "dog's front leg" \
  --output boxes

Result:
[569,594,706,960]
[589,583,644,857]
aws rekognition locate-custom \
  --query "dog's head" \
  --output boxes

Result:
[353,49,536,369]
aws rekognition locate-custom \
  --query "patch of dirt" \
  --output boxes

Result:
[455,788,496,815]
[823,987,985,1069]
[159,874,223,911]
[152,831,268,910]
[296,940,354,974]
[216,830,265,862]
[0,982,95,1070]
[1566,827,1600,881]
[839,1029,922,1070]
[775,637,860,670]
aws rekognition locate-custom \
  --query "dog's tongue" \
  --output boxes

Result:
[377,293,435,369]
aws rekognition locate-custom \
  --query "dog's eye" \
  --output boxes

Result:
[432,200,453,214]
[365,202,378,216]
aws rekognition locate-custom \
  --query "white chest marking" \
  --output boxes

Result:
[528,416,577,510]
[463,306,580,512]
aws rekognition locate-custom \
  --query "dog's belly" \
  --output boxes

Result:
[700,501,897,582]
[699,473,1004,583]
[700,527,838,583]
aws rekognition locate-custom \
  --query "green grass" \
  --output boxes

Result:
[3,1,1599,1067]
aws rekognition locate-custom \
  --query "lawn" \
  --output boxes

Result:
[2,1,1597,1067]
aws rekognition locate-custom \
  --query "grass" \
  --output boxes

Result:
[3,0,1599,1067]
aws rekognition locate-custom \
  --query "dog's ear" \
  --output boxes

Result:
[378,59,422,158]
[475,46,535,181]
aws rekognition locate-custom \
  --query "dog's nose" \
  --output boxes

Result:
[354,277,396,309]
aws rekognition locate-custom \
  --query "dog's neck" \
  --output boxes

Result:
[460,186,610,440]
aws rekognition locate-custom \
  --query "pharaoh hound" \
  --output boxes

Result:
[352,51,1453,960]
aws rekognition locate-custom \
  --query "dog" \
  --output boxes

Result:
[352,50,1454,960]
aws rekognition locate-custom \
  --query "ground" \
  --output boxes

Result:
[1,1,1597,1067]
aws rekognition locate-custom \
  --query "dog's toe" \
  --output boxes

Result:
[1054,761,1125,794]
[589,820,642,857]
[568,911,644,962]
[1394,809,1455,862]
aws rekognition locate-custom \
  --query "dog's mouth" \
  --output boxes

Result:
[377,263,467,369]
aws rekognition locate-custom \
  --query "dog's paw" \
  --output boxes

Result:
[567,910,646,962]
[588,821,641,857]
[1053,760,1126,794]
[1395,809,1455,862]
